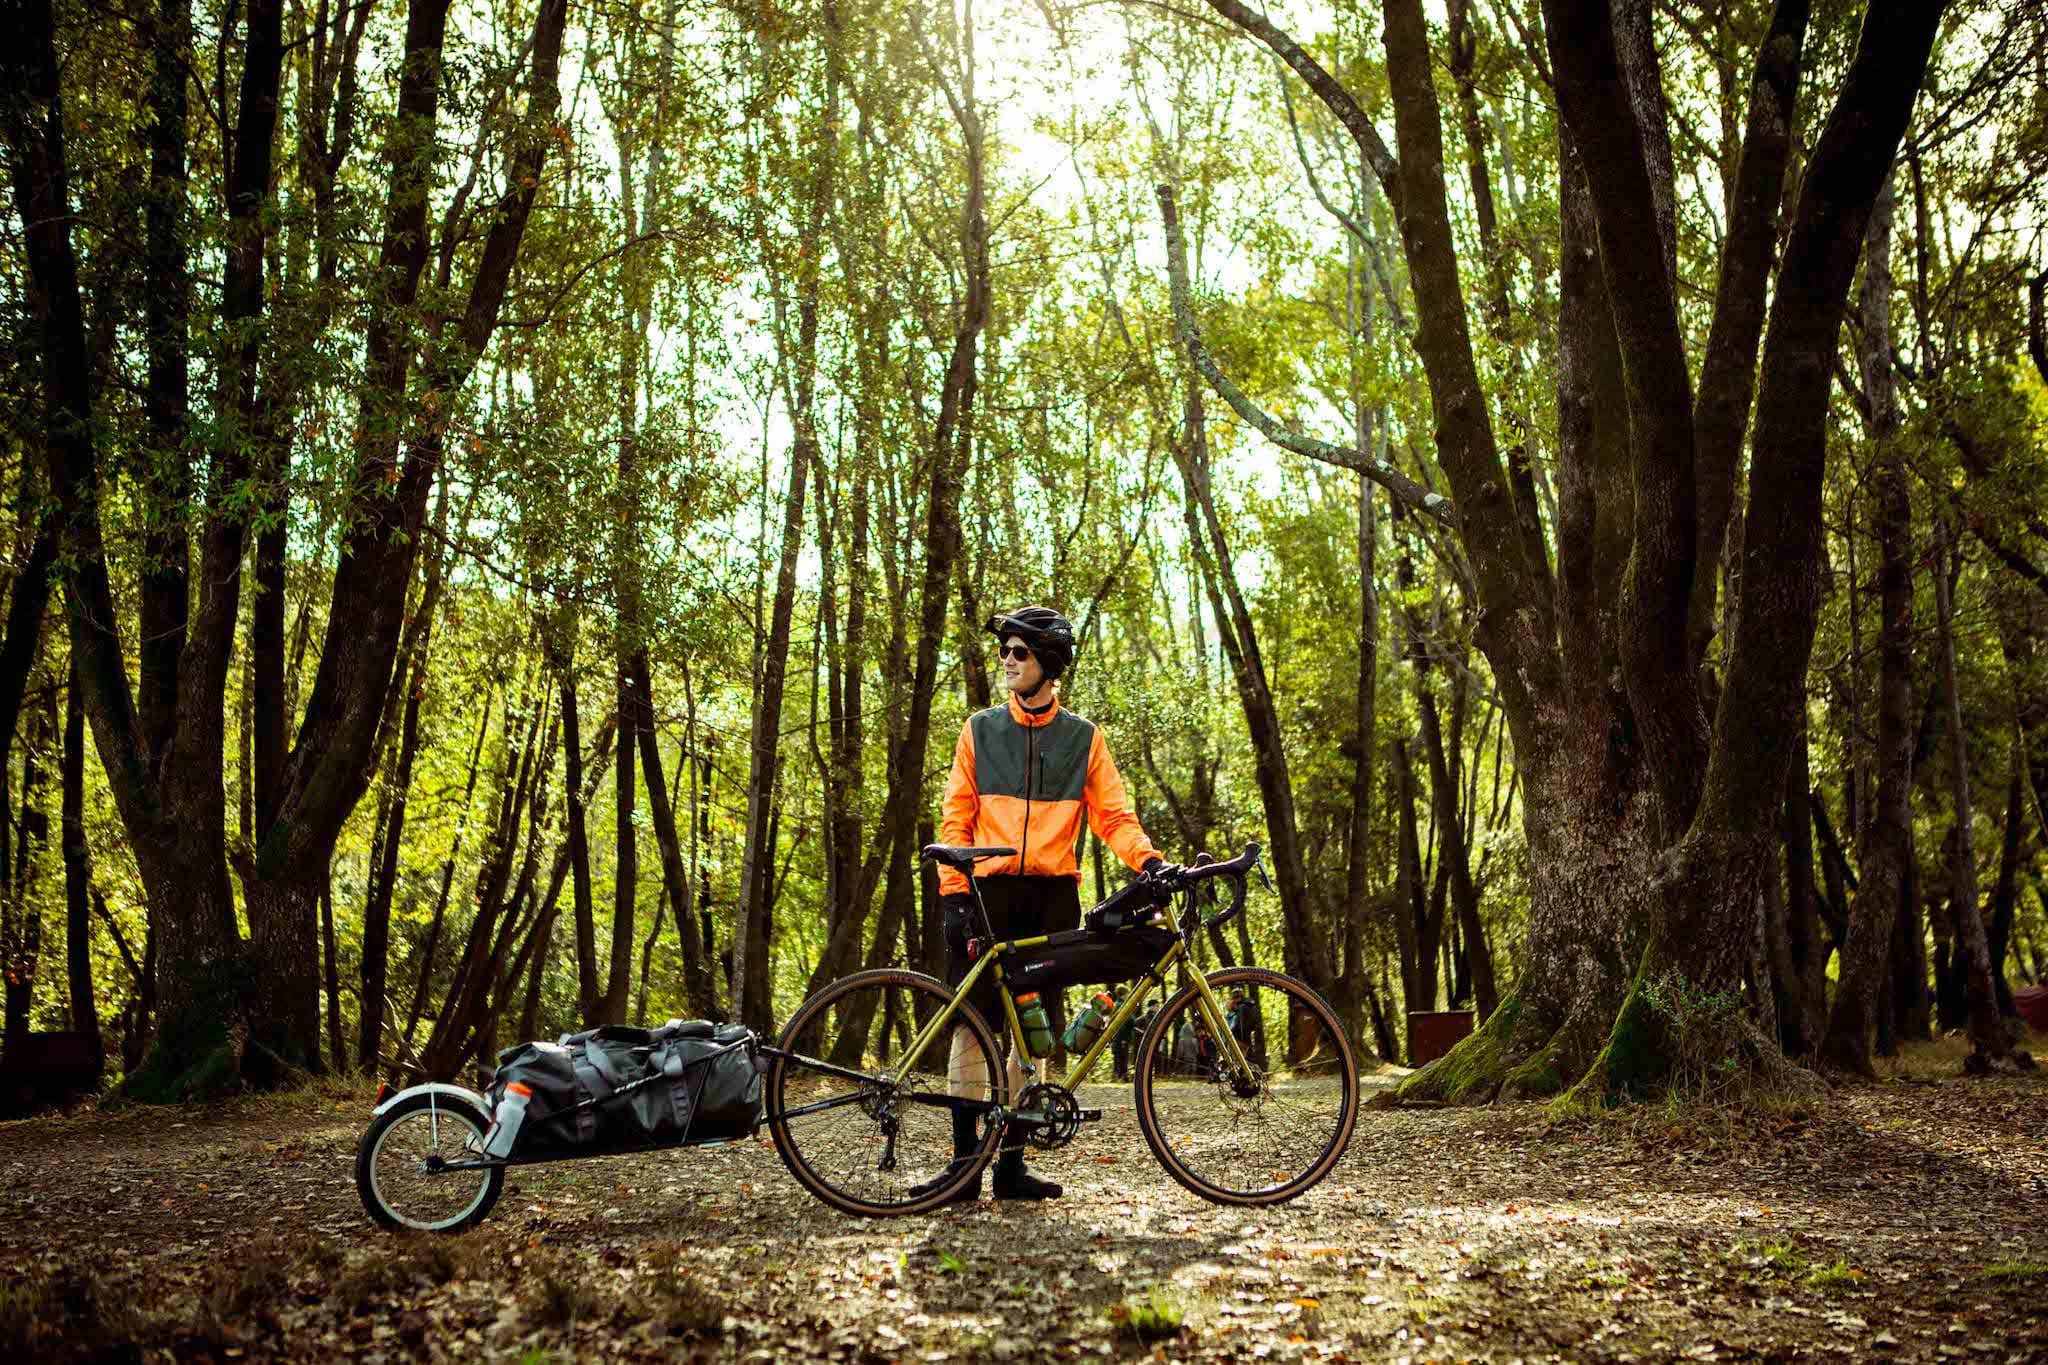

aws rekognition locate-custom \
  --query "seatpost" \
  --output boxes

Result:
[967,862,997,942]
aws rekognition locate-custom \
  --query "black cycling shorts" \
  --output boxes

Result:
[944,875,1082,1023]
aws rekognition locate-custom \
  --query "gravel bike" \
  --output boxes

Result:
[355,841,1357,1229]
[762,841,1359,1216]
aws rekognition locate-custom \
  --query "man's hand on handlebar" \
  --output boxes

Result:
[1140,857,1186,889]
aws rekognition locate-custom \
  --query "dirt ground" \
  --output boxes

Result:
[1,1037,2042,1363]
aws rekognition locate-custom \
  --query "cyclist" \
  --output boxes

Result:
[925,605,1171,1203]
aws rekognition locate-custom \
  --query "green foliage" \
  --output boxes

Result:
[1110,1287,1185,1342]
[3,0,2041,1104]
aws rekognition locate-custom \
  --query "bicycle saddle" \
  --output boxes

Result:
[920,844,1016,870]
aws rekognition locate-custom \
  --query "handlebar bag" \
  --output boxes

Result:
[1084,879,1169,933]
[1005,924,1178,994]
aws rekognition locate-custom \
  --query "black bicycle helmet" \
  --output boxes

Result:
[985,605,1076,681]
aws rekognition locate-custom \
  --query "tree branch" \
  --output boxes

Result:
[1156,183,1451,524]
[1197,0,1401,208]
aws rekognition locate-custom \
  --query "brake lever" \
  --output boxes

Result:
[1255,858,1273,894]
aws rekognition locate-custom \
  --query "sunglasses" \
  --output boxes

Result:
[998,644,1033,662]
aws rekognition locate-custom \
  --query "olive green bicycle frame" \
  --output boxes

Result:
[886,923,1255,1101]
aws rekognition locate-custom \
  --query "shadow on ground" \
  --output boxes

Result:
[0,1040,2042,1361]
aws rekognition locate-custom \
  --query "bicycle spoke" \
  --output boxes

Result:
[771,972,1001,1214]
[1138,972,1355,1204]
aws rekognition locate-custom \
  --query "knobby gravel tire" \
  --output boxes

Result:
[767,968,1007,1217]
[1133,966,1358,1206]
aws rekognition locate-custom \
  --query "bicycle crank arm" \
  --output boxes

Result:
[1008,1107,1102,1128]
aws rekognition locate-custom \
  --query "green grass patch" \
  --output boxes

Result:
[1803,1260,1864,1294]
[1733,1238,1807,1273]
[1408,1293,1454,1321]
[1977,1262,2047,1283]
[1109,1288,1185,1343]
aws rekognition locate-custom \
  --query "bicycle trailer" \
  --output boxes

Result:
[484,1020,764,1156]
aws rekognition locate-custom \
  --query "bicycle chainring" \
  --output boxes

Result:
[1015,1082,1082,1150]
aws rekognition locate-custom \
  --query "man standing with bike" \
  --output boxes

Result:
[926,606,1170,1203]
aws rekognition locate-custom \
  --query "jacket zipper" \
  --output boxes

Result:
[1019,720,1034,875]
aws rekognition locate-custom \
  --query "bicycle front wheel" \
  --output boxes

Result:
[767,968,1006,1217]
[1134,966,1357,1206]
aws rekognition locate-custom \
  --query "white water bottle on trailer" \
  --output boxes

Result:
[481,1082,534,1159]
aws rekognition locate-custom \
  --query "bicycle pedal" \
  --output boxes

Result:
[1078,1108,1103,1122]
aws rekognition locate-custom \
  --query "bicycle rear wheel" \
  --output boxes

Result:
[1133,966,1357,1206]
[767,968,1006,1217]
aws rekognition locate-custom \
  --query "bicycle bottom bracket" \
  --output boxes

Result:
[1015,1082,1082,1150]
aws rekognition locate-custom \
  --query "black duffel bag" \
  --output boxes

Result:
[491,1019,762,1152]
[1005,924,1178,994]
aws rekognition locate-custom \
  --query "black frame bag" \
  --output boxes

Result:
[1004,925,1177,994]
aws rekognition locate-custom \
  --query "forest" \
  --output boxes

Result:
[2,0,2045,1357]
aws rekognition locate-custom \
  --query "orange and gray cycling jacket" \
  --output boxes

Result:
[937,693,1160,896]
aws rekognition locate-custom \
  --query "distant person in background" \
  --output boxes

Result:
[1174,1017,1199,1074]
[1112,990,1140,1081]
[1226,988,1256,1049]
[1195,1022,1218,1079]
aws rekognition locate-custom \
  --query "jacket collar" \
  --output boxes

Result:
[1006,690,1060,728]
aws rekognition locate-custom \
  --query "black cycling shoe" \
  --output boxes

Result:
[991,1130,1062,1201]
[908,1110,984,1205]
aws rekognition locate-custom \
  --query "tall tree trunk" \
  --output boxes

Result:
[1552,0,1943,1104]
[560,662,602,1022]
[1419,679,1497,1021]
[635,673,715,1018]
[401,689,494,1059]
[1888,845,1933,1048]
[823,5,987,1060]
[1986,750,2023,1017]
[62,668,99,1054]
[358,492,460,1068]
[1392,737,1433,1020]
[2,706,51,1058]
[604,664,639,1026]
[1823,163,1915,1075]
[1340,469,1379,1049]
[249,0,566,1085]
[322,880,344,1074]
[734,7,840,1033]
[1932,522,2019,1069]
[1774,721,1827,1054]
[1159,198,1330,1009]
[138,0,191,764]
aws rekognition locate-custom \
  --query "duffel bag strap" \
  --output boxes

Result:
[578,1038,625,1091]
[567,1046,615,1144]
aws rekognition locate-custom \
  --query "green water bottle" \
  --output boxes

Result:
[1016,991,1054,1057]
[1062,990,1116,1052]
